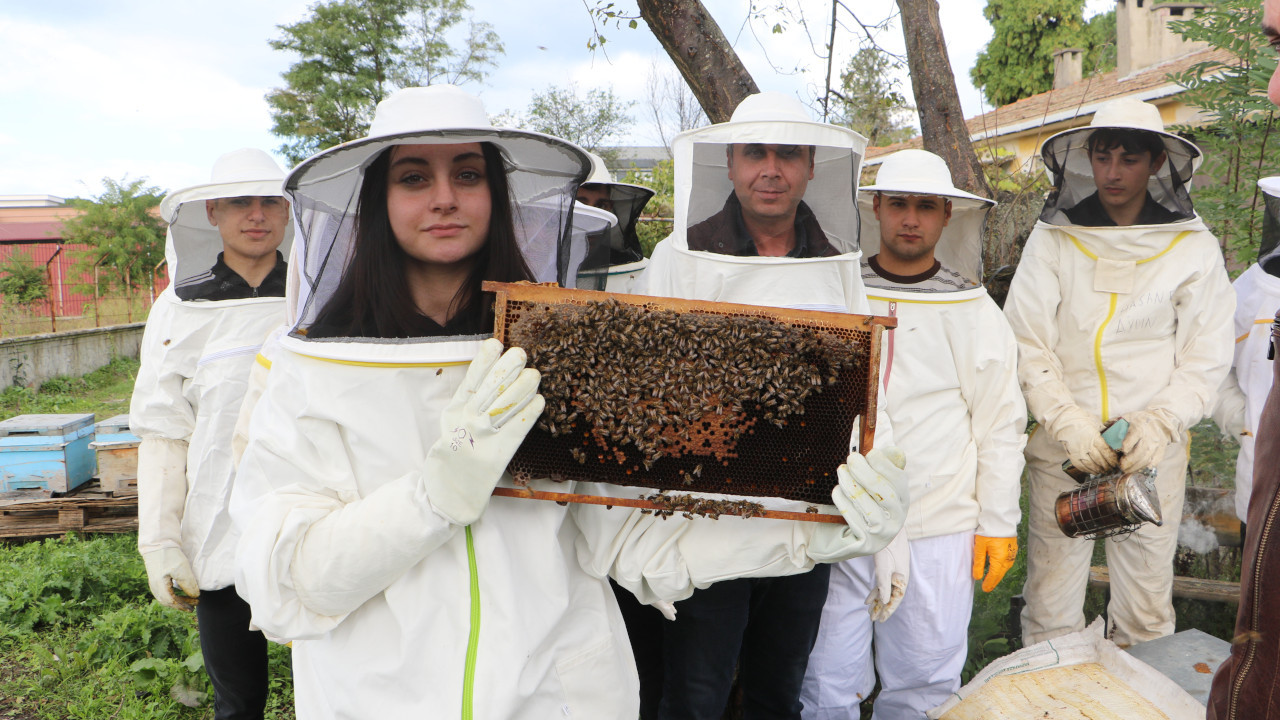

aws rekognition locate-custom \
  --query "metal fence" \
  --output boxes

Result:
[0,241,169,338]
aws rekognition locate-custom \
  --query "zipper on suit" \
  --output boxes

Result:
[461,526,481,720]
[882,301,897,392]
[1228,474,1280,718]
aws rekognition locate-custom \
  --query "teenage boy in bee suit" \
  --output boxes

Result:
[1004,97,1234,648]
[132,148,291,720]
[800,149,1025,719]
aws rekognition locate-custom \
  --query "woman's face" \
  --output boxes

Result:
[385,143,492,271]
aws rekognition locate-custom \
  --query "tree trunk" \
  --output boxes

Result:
[896,0,992,199]
[636,0,759,123]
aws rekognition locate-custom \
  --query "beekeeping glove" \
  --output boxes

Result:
[652,600,677,622]
[1049,407,1117,475]
[142,547,200,612]
[972,535,1018,593]
[830,447,908,557]
[1119,409,1179,473]
[867,527,909,622]
[422,338,544,526]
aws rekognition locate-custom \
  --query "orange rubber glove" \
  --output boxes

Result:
[972,536,1018,593]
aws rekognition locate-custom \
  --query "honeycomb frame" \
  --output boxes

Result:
[484,281,896,521]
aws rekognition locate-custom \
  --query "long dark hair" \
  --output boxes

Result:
[308,142,532,338]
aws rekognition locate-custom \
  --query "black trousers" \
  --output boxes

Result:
[195,585,269,720]
[619,565,832,720]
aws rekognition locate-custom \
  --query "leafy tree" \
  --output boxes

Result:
[519,84,635,164]
[395,0,503,87]
[623,159,674,257]
[0,251,49,305]
[267,0,503,165]
[831,47,916,147]
[60,178,166,293]
[970,0,1112,107]
[1082,8,1116,78]
[1167,0,1280,267]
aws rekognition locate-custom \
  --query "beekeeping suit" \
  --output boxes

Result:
[801,149,1026,719]
[576,152,656,294]
[633,92,905,720]
[1212,177,1280,522]
[229,85,908,720]
[1004,97,1234,647]
[132,148,292,600]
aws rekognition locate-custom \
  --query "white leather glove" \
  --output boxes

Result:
[422,338,545,526]
[830,447,909,556]
[142,547,200,611]
[1049,407,1117,475]
[867,527,909,622]
[1119,409,1179,473]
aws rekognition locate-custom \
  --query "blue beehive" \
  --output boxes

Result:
[94,414,139,445]
[0,413,97,493]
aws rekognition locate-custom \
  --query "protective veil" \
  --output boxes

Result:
[803,149,1026,720]
[131,148,291,594]
[1212,176,1280,521]
[576,151,656,293]
[1004,98,1234,647]
[230,86,900,720]
[640,92,871,316]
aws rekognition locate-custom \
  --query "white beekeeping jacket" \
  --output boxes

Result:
[130,148,291,590]
[1212,176,1280,520]
[1004,98,1233,443]
[857,149,1025,540]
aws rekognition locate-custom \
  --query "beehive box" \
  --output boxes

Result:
[89,414,140,494]
[0,414,97,494]
[484,282,895,521]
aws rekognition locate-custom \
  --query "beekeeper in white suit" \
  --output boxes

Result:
[575,151,656,293]
[228,85,909,720]
[1004,97,1235,647]
[1213,177,1280,522]
[132,148,292,719]
[636,92,905,720]
[800,149,1026,719]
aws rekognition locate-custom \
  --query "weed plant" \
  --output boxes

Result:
[1,356,138,420]
[0,534,295,719]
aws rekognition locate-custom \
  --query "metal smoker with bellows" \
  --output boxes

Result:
[1055,419,1164,539]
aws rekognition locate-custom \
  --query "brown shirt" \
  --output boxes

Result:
[686,193,839,258]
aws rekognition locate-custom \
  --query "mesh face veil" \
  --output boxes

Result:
[858,148,995,287]
[565,202,618,290]
[159,148,293,291]
[580,152,656,267]
[1037,98,1202,226]
[282,85,590,340]
[676,103,866,256]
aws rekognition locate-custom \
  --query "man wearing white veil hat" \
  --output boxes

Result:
[228,85,909,720]
[1212,176,1280,523]
[1004,97,1235,647]
[800,149,1026,719]
[132,148,292,719]
[635,92,906,720]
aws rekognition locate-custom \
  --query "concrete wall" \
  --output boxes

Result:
[1,323,145,388]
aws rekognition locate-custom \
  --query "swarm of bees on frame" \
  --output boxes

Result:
[640,492,767,520]
[507,298,863,475]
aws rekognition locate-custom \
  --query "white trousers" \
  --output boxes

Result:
[1020,426,1187,648]
[800,531,975,720]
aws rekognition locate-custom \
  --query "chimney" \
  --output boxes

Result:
[1116,0,1210,77]
[1053,48,1084,89]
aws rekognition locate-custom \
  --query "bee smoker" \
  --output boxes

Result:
[1055,467,1162,539]
[1054,418,1164,539]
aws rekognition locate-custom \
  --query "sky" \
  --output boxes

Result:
[0,0,1113,199]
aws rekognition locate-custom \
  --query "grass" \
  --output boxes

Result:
[0,534,296,720]
[0,360,293,718]
[0,356,139,420]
